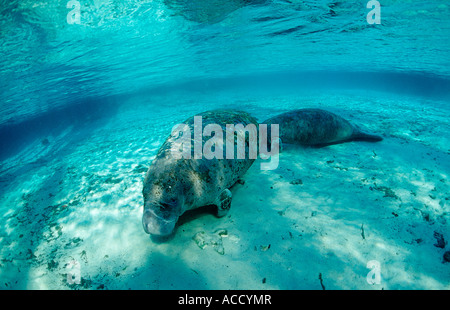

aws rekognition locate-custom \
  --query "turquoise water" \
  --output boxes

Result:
[0,0,449,289]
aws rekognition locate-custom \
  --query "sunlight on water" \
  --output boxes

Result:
[1,0,449,125]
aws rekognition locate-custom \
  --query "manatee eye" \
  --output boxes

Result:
[160,203,170,210]
[160,200,177,211]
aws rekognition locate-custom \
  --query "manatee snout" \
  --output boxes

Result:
[142,208,178,236]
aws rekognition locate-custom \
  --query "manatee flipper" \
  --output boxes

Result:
[215,189,232,217]
[314,130,383,147]
[349,128,383,143]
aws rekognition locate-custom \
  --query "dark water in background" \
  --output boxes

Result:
[0,0,450,290]
[1,69,450,160]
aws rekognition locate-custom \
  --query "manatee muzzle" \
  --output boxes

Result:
[142,209,178,236]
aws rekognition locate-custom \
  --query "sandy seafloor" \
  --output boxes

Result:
[0,87,449,290]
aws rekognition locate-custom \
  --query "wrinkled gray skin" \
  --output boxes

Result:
[142,108,383,236]
[142,110,258,236]
[264,108,383,147]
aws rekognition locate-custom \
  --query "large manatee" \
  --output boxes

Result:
[142,110,258,236]
[142,108,383,236]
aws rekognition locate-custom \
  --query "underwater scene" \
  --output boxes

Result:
[0,0,449,290]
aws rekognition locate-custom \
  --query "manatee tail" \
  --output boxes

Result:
[350,131,383,143]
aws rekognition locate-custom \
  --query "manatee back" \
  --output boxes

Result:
[264,109,354,146]
[264,108,383,147]
[183,110,258,187]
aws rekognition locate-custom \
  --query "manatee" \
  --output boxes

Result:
[142,110,258,236]
[263,108,382,147]
[142,108,383,237]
